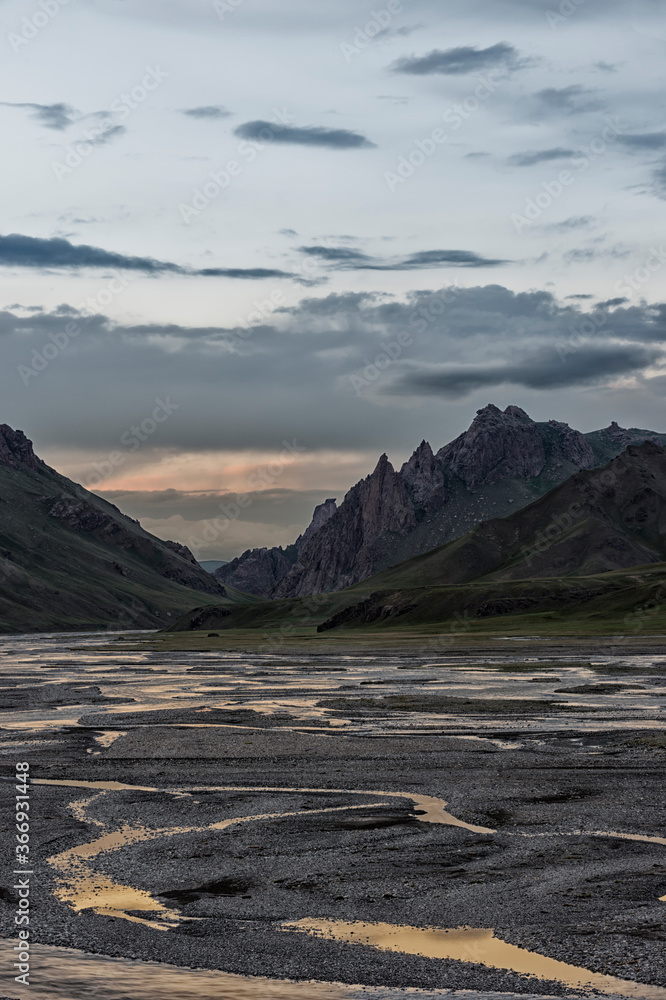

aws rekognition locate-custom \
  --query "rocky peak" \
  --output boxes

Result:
[400,440,447,512]
[297,497,338,551]
[0,425,41,472]
[546,420,596,469]
[273,453,416,597]
[599,421,661,450]
[437,404,546,488]
[354,454,416,536]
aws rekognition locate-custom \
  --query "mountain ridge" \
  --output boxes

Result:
[215,405,666,598]
[0,423,245,632]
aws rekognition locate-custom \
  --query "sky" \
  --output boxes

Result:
[1,0,665,559]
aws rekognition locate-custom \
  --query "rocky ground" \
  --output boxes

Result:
[0,635,664,998]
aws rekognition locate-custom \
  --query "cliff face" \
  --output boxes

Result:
[214,498,339,596]
[217,405,666,599]
[296,498,337,548]
[400,440,447,512]
[274,454,416,597]
[214,547,296,597]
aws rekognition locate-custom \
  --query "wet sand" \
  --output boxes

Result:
[0,631,664,998]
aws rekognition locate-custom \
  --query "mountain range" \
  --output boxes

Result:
[0,424,249,632]
[2,407,665,635]
[215,405,666,598]
[169,439,666,637]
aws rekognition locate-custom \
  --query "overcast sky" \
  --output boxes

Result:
[1,0,665,558]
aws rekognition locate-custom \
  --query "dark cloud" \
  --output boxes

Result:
[3,287,664,459]
[87,124,127,147]
[299,246,371,263]
[533,86,603,115]
[233,121,375,149]
[617,132,666,150]
[391,42,527,76]
[182,105,233,120]
[0,234,295,281]
[598,297,629,308]
[299,247,508,270]
[389,345,662,398]
[0,101,78,130]
[507,147,574,167]
[540,216,596,233]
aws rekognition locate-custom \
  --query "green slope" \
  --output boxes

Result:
[353,442,666,592]
[0,429,255,633]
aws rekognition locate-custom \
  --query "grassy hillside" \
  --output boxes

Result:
[160,560,666,644]
[0,450,253,633]
[357,442,666,592]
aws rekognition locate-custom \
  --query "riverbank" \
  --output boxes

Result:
[0,632,663,998]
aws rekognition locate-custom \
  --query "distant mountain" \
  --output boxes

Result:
[0,424,246,632]
[358,440,666,591]
[199,560,229,574]
[170,441,666,637]
[215,405,666,598]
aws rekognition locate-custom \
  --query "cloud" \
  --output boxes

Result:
[233,121,376,149]
[654,160,666,198]
[182,105,233,120]
[298,245,371,263]
[0,101,78,130]
[86,124,127,147]
[539,216,596,233]
[563,244,630,264]
[507,147,574,167]
[389,344,662,398]
[0,233,295,280]
[532,86,603,115]
[617,132,666,150]
[299,246,509,270]
[99,487,335,530]
[2,286,665,463]
[391,42,528,76]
